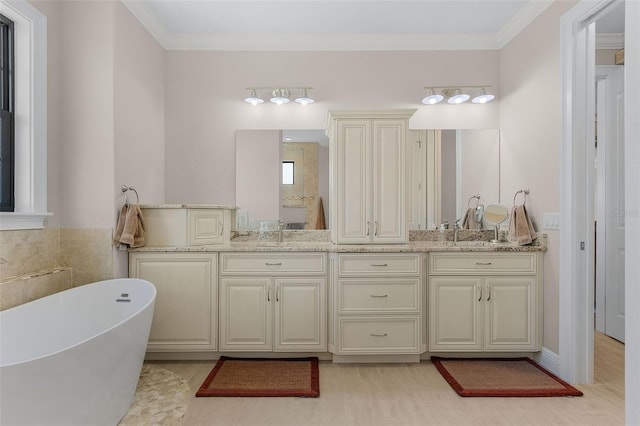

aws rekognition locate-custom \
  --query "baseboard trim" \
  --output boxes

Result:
[534,347,560,375]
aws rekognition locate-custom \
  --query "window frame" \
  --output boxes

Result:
[0,0,49,230]
[1,13,15,212]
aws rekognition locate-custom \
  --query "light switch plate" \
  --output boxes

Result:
[543,212,560,230]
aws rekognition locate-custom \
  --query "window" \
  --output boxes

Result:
[1,13,15,212]
[0,1,48,230]
[282,161,294,185]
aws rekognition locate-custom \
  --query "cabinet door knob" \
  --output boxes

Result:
[276,285,280,302]
[366,221,371,236]
[487,287,491,302]
[374,221,379,236]
[370,333,388,337]
[267,287,271,302]
[219,221,224,236]
[478,286,483,302]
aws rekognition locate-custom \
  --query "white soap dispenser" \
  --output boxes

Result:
[438,223,446,242]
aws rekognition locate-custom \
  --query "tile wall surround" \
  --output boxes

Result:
[0,228,113,310]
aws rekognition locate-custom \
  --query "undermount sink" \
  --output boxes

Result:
[452,241,489,246]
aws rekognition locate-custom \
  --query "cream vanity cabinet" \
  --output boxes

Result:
[140,205,234,247]
[219,253,327,352]
[129,252,218,352]
[428,252,543,352]
[332,253,423,355]
[328,110,416,244]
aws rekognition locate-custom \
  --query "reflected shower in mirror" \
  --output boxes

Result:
[235,129,330,230]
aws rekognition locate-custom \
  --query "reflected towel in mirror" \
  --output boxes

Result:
[462,207,481,229]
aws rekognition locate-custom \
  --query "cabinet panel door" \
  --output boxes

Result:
[219,278,272,351]
[336,120,371,243]
[129,253,217,351]
[274,278,326,351]
[429,277,483,351]
[188,209,224,246]
[484,277,537,351]
[373,119,406,243]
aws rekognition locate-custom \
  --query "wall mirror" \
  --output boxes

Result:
[236,128,500,231]
[406,129,500,230]
[235,129,329,230]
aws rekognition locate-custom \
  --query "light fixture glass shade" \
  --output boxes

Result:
[447,89,470,104]
[422,89,444,105]
[270,89,290,105]
[244,89,264,106]
[295,89,315,105]
[472,88,495,104]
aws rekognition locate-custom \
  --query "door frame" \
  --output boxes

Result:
[560,0,640,421]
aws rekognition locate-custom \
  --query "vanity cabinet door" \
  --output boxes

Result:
[372,119,406,243]
[428,277,483,352]
[274,278,327,351]
[219,278,273,351]
[484,277,537,351]
[335,120,372,244]
[129,253,217,352]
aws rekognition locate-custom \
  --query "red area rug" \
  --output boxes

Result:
[432,357,583,397]
[196,357,319,397]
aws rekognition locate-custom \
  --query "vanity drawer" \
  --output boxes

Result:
[219,252,326,275]
[337,317,420,354]
[338,278,420,314]
[337,254,420,276]
[429,253,537,275]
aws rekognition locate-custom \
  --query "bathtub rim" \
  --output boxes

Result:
[0,278,156,368]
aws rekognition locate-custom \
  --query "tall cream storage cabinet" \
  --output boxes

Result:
[428,252,543,352]
[219,252,327,352]
[129,252,218,352]
[328,110,416,244]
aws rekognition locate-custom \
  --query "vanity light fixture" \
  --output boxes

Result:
[472,87,495,104]
[244,87,315,106]
[244,89,264,106]
[422,88,444,105]
[447,89,470,104]
[295,89,315,106]
[422,86,495,105]
[270,89,290,105]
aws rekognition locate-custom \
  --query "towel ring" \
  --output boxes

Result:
[468,195,480,209]
[121,185,139,205]
[513,188,529,207]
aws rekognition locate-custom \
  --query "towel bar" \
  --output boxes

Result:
[121,185,139,204]
[513,188,530,206]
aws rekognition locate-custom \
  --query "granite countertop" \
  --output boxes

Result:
[130,234,547,253]
[139,204,237,210]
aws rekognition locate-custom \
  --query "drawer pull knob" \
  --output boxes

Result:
[370,294,389,298]
[265,262,283,266]
[370,333,388,337]
[371,263,388,267]
[476,262,493,265]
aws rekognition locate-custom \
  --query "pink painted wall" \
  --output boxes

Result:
[499,0,577,353]
[164,50,500,205]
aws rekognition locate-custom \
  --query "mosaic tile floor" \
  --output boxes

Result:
[119,365,190,425]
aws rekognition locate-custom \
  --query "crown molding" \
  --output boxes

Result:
[121,0,548,51]
[496,0,553,48]
[595,33,624,49]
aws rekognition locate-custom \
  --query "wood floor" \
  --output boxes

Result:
[150,332,624,426]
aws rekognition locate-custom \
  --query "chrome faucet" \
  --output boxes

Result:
[277,220,285,243]
[454,219,462,243]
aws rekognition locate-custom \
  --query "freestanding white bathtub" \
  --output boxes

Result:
[0,278,156,426]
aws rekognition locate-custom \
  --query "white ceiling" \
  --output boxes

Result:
[122,0,557,50]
